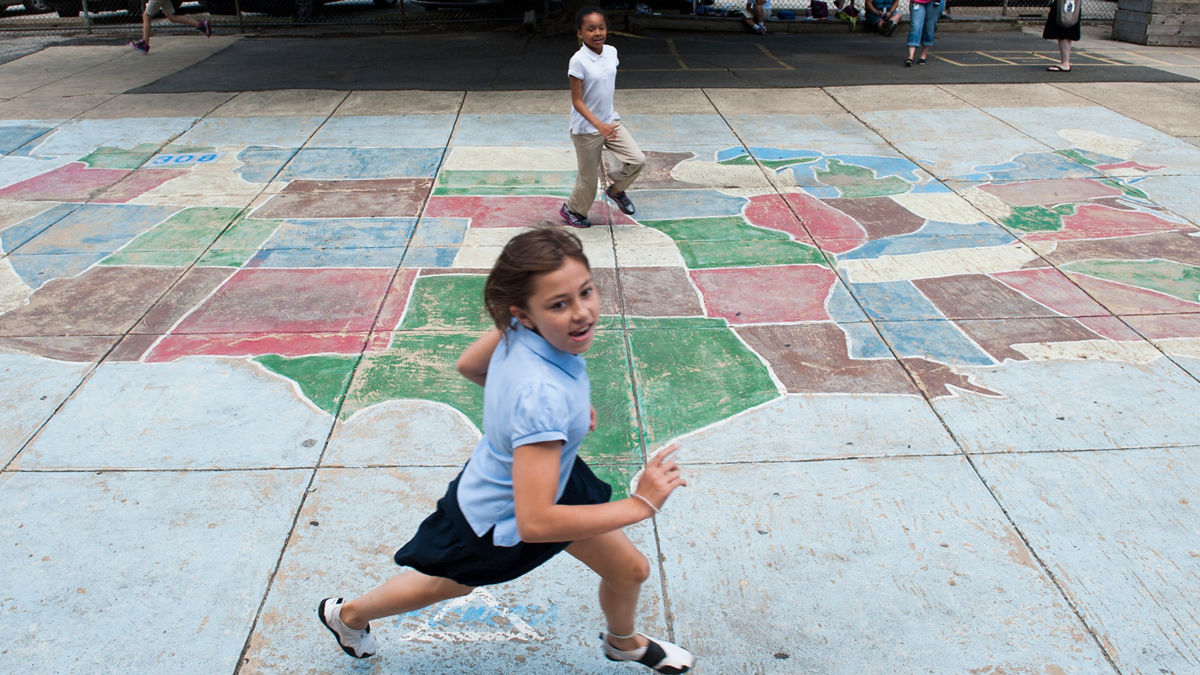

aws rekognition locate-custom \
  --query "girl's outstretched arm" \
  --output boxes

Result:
[456,328,502,386]
[513,442,685,543]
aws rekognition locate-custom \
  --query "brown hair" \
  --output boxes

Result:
[484,226,591,334]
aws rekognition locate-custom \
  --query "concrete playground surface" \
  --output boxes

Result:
[2,31,1200,674]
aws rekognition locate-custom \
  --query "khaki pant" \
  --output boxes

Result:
[567,124,645,217]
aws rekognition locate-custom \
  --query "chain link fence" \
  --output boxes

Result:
[0,0,1114,34]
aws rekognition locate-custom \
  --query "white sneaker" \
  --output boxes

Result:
[318,597,377,658]
[602,632,694,674]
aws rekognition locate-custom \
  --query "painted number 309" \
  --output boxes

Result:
[151,153,218,165]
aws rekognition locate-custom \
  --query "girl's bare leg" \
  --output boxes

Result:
[1057,38,1071,69]
[567,529,652,651]
[339,571,474,630]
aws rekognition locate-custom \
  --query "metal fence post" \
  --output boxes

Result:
[81,0,92,32]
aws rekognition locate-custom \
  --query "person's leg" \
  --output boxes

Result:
[164,9,200,26]
[567,530,651,648]
[339,570,474,630]
[141,10,152,42]
[1057,38,1071,69]
[567,132,604,217]
[905,1,925,61]
[920,1,940,50]
[603,124,645,195]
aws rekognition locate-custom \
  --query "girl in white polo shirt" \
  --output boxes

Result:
[560,6,646,229]
[318,227,694,673]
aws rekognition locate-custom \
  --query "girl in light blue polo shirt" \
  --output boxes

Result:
[319,227,694,674]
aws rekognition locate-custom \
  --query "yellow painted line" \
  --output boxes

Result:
[608,30,646,39]
[755,43,795,70]
[980,52,1019,65]
[666,38,689,70]
[1114,50,1175,66]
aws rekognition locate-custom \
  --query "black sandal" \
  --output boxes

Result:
[904,58,913,67]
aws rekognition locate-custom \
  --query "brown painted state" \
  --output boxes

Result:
[737,324,919,394]
[953,317,1104,362]
[252,179,433,219]
[132,267,236,333]
[825,197,926,240]
[914,274,1066,320]
[1036,231,1200,268]
[0,266,183,337]
[977,178,1123,207]
[0,335,117,362]
[901,358,1001,399]
[612,267,704,317]
[620,151,704,190]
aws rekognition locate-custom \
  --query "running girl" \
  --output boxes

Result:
[560,6,646,228]
[319,227,694,674]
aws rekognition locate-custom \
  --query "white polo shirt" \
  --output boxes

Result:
[567,44,620,135]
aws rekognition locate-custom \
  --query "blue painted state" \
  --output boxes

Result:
[263,218,418,250]
[966,151,1101,182]
[827,282,870,323]
[0,123,54,155]
[29,117,197,157]
[235,146,300,184]
[789,153,935,188]
[307,115,457,148]
[841,321,894,360]
[838,220,1015,260]
[1,203,79,253]
[876,319,995,366]
[16,204,178,256]
[401,246,459,267]
[625,188,747,221]
[411,217,469,248]
[247,247,407,268]
[846,279,945,322]
[8,252,113,290]
[278,147,444,180]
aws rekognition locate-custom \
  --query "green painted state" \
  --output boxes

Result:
[641,216,826,269]
[720,153,819,171]
[1056,148,1098,167]
[255,354,358,417]
[102,207,241,266]
[399,274,491,331]
[588,463,638,500]
[197,249,256,267]
[438,170,575,188]
[211,217,280,251]
[1000,204,1075,232]
[80,144,160,170]
[1064,259,1200,303]
[816,159,910,198]
[581,331,640,464]
[1099,178,1148,201]
[629,317,779,448]
[627,316,727,330]
[345,332,483,423]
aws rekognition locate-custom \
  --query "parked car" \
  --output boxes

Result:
[0,0,52,13]
[43,0,179,17]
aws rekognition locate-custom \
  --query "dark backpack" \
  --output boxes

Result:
[1054,0,1079,27]
[811,0,829,17]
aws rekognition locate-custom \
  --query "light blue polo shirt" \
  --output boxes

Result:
[457,322,591,547]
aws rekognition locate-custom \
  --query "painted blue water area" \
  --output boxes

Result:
[247,246,407,269]
[307,115,456,148]
[170,116,326,149]
[451,114,567,147]
[845,279,945,322]
[401,246,459,268]
[625,188,747,221]
[837,220,1016,260]
[235,146,300,184]
[732,145,822,164]
[410,217,469,248]
[0,203,78,253]
[968,151,1103,183]
[262,217,418,250]
[788,153,933,187]
[27,117,197,157]
[876,319,996,366]
[278,147,445,181]
[620,114,741,149]
[0,123,55,155]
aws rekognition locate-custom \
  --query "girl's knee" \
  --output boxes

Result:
[606,552,650,587]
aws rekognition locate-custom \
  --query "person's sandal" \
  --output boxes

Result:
[904,57,913,67]
[602,632,694,674]
[917,57,927,65]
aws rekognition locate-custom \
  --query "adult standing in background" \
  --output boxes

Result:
[1044,0,1081,71]
[905,0,943,66]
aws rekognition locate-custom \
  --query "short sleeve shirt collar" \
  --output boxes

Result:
[511,321,586,381]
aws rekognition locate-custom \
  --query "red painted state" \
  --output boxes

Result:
[776,192,866,253]
[690,265,837,324]
[368,268,419,350]
[993,267,1110,317]
[1066,272,1200,315]
[425,195,636,228]
[0,162,176,203]
[173,268,394,334]
[1025,203,1187,242]
[743,194,808,240]
[147,332,368,362]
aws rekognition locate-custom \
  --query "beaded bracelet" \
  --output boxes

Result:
[631,492,660,514]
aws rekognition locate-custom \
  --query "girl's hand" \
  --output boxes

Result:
[596,121,619,140]
[633,444,687,512]
[589,405,597,432]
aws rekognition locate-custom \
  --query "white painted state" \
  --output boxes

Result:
[0,257,32,314]
[670,160,772,189]
[1011,338,1163,364]
[612,225,686,268]
[958,184,1014,221]
[890,191,994,225]
[838,242,1039,283]
[453,226,616,269]
[443,146,578,172]
[325,399,480,467]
